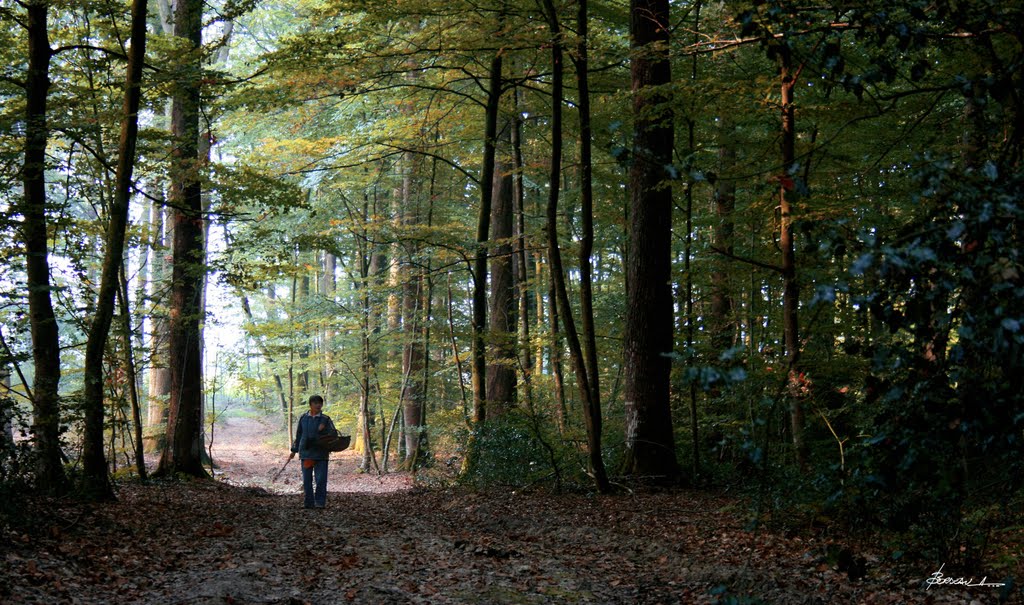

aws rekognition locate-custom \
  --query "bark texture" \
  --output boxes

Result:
[157,0,208,478]
[622,0,679,479]
[22,1,67,494]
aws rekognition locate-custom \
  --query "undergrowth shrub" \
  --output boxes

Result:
[458,410,580,490]
[0,396,34,528]
[825,159,1024,566]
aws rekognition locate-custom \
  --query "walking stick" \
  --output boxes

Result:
[272,452,295,483]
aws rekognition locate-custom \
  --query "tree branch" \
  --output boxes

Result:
[710,245,783,274]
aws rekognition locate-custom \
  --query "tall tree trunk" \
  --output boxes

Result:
[157,0,207,478]
[541,0,610,492]
[1,367,12,452]
[362,237,387,470]
[22,0,66,495]
[622,0,678,479]
[486,121,517,417]
[155,0,172,34]
[711,119,737,352]
[779,47,807,469]
[81,0,149,500]
[145,198,171,452]
[446,274,471,425]
[398,141,428,469]
[350,186,382,472]
[571,0,610,492]
[417,161,440,467]
[547,266,568,432]
[118,268,148,481]
[145,0,175,454]
[400,274,426,468]
[534,251,546,380]
[471,51,503,424]
[132,199,148,403]
[510,91,534,410]
[296,270,311,397]
[683,1,703,479]
[322,252,337,400]
[360,302,380,474]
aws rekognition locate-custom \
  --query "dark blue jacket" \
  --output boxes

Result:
[291,412,337,461]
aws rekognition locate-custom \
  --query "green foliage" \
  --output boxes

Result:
[0,398,33,524]
[833,159,1024,562]
[458,411,572,490]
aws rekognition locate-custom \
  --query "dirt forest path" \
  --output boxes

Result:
[2,413,1016,604]
[205,412,414,495]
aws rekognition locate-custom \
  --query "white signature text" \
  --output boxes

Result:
[926,564,1006,590]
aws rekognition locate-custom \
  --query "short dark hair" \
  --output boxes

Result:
[309,395,324,406]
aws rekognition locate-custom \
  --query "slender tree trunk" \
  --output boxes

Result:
[264,285,288,416]
[711,119,737,352]
[510,92,534,410]
[398,145,429,469]
[779,49,807,469]
[22,0,66,495]
[418,168,439,466]
[684,1,704,479]
[1,368,12,452]
[684,118,698,479]
[155,0,172,33]
[146,0,175,454]
[447,275,471,425]
[360,312,380,474]
[471,51,503,424]
[297,270,311,397]
[81,0,148,500]
[541,0,609,492]
[157,0,207,478]
[118,268,147,481]
[322,252,336,400]
[145,198,171,452]
[132,216,147,384]
[362,239,386,470]
[401,275,426,468]
[350,189,382,473]
[571,0,610,492]
[548,268,567,431]
[622,0,678,479]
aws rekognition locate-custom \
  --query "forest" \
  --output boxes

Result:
[1,0,1022,602]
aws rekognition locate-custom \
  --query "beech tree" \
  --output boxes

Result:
[485,121,516,419]
[157,0,207,478]
[19,0,66,495]
[540,0,610,493]
[80,0,149,501]
[621,0,678,479]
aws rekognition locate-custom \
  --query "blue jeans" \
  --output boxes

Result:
[301,459,328,508]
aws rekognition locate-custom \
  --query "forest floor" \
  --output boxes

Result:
[2,411,1020,605]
